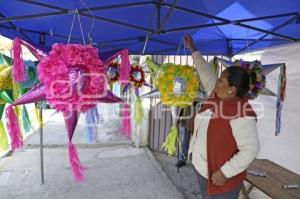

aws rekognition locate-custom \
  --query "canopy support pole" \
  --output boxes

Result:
[162,3,298,41]
[39,103,44,184]
[233,15,298,56]
[0,12,33,42]
[155,0,161,32]
[39,32,45,185]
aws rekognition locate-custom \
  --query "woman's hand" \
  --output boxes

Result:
[184,34,197,53]
[211,169,227,186]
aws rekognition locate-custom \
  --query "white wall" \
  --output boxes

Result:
[236,43,300,175]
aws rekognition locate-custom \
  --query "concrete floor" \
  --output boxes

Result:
[153,152,201,199]
[0,104,184,199]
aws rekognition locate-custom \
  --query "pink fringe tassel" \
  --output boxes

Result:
[121,103,131,138]
[68,142,86,182]
[5,106,23,150]
[119,49,131,85]
[12,38,27,82]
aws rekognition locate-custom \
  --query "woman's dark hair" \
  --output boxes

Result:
[224,66,253,97]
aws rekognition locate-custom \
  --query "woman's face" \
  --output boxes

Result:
[213,71,236,100]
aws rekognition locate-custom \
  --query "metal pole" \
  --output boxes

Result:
[39,104,44,184]
[177,130,179,173]
[39,33,45,184]
[155,0,161,33]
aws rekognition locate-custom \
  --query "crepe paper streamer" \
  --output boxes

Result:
[5,83,46,150]
[134,88,139,97]
[119,49,131,85]
[0,120,9,151]
[12,81,22,102]
[134,97,143,124]
[121,103,131,137]
[11,38,27,82]
[21,105,32,134]
[63,110,86,182]
[279,64,286,102]
[68,142,86,182]
[84,106,102,143]
[0,53,12,66]
[34,107,43,128]
[97,109,104,124]
[122,83,131,94]
[20,60,38,88]
[275,98,282,136]
[0,104,4,119]
[0,63,6,71]
[9,92,22,135]
[107,62,120,83]
[162,125,178,156]
[0,66,13,90]
[275,64,286,136]
[0,91,13,103]
[5,106,23,150]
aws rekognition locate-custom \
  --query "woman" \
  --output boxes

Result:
[185,35,260,199]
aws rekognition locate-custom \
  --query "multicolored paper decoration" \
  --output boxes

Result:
[6,43,124,182]
[155,64,199,108]
[1,39,45,152]
[103,49,131,85]
[106,62,120,84]
[213,57,286,135]
[85,50,132,143]
[20,60,38,88]
[38,44,107,112]
[142,58,206,101]
[122,64,150,94]
[129,64,146,89]
[0,101,9,152]
[143,58,201,156]
[233,59,266,99]
[120,63,149,138]
[0,66,12,90]
[0,53,34,152]
[0,54,12,152]
[11,38,27,82]
[275,64,286,136]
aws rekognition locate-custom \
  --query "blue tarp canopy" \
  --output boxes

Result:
[0,0,299,56]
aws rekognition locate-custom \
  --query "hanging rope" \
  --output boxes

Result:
[141,5,156,55]
[67,12,77,44]
[176,36,187,56]
[76,10,86,45]
[176,38,183,55]
[183,36,187,56]
[68,2,92,45]
[79,0,96,45]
